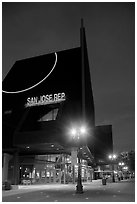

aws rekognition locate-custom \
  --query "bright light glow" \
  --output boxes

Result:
[70,128,77,136]
[108,155,112,159]
[80,126,87,134]
[108,154,117,160]
[113,154,117,159]
[123,166,128,170]
[70,125,87,136]
[119,162,124,166]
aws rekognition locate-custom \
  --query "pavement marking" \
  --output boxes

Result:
[54,200,58,202]
[17,197,20,199]
[118,190,121,193]
[85,197,89,200]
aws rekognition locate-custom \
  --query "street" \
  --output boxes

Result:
[2,178,135,202]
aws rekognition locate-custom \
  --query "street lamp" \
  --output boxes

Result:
[108,154,117,182]
[70,125,87,194]
[119,162,124,166]
[118,162,124,180]
[123,166,128,170]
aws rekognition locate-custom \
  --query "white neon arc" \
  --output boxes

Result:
[2,52,57,94]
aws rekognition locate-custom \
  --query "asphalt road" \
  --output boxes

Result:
[2,179,135,202]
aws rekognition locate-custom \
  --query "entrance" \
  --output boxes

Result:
[20,164,62,184]
[18,154,92,185]
[31,168,62,184]
[19,154,67,184]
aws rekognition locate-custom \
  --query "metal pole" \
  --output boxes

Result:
[64,154,66,184]
[72,165,75,184]
[112,163,115,182]
[76,136,83,193]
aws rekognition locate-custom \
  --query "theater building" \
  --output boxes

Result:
[2,21,113,185]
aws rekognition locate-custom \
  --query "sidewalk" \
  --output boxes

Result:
[2,179,135,202]
[2,180,102,197]
[2,179,134,197]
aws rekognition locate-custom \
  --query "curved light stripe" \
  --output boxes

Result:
[2,52,57,94]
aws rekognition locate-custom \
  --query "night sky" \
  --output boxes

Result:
[2,2,135,153]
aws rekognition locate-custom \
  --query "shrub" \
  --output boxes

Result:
[3,181,11,190]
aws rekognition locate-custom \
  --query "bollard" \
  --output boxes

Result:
[4,181,11,190]
[102,178,106,185]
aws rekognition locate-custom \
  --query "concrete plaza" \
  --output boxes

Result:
[2,178,135,202]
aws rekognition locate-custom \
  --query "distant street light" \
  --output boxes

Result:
[123,166,128,170]
[118,162,125,172]
[118,162,125,166]
[108,154,117,182]
[118,162,125,180]
[70,125,87,194]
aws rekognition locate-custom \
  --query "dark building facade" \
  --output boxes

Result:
[93,125,113,163]
[2,21,113,185]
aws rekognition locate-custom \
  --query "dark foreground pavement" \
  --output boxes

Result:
[2,178,135,202]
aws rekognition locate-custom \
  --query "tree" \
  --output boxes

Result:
[118,150,135,172]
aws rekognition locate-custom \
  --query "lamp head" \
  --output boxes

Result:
[113,154,117,159]
[108,155,112,159]
[70,128,77,137]
[80,126,87,135]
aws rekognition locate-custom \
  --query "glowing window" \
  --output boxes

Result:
[38,108,59,122]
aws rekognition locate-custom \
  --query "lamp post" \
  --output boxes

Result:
[118,162,124,180]
[108,154,117,182]
[118,162,125,170]
[70,126,87,194]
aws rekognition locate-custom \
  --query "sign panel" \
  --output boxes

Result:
[25,92,65,107]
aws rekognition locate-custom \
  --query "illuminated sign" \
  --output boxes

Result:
[25,92,65,107]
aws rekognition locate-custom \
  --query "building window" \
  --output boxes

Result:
[38,108,59,122]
